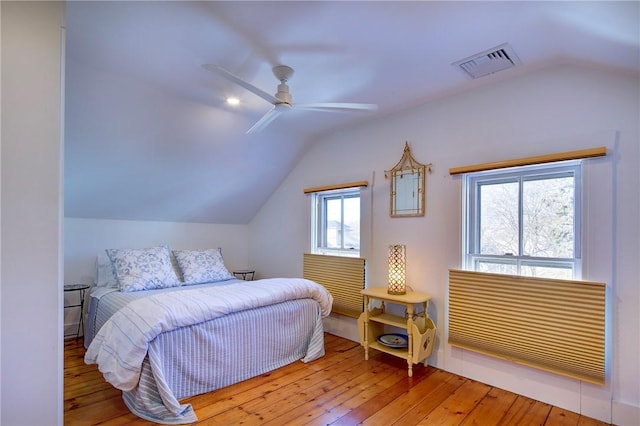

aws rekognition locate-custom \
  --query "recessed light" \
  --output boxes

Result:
[226,96,240,106]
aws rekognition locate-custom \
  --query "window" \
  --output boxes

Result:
[463,161,581,279]
[311,188,360,256]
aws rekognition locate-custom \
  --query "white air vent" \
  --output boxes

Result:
[453,43,521,79]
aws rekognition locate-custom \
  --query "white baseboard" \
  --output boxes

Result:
[613,400,640,426]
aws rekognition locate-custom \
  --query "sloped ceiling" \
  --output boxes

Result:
[64,1,640,224]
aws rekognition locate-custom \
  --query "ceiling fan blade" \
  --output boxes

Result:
[246,105,287,134]
[202,64,280,105]
[293,102,378,113]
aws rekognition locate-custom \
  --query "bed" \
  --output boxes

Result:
[83,246,333,424]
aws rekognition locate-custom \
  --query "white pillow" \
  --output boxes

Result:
[95,255,118,288]
[172,248,234,285]
[106,245,180,292]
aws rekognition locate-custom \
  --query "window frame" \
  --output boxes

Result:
[463,161,582,279]
[311,187,361,257]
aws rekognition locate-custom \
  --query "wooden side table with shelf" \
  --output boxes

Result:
[358,287,436,377]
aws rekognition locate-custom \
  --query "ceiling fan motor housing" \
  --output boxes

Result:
[276,82,292,104]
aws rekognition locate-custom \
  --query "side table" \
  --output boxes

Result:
[358,287,436,377]
[233,269,255,280]
[64,284,90,340]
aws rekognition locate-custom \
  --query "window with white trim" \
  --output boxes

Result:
[463,161,581,279]
[311,188,360,256]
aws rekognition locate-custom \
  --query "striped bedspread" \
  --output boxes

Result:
[84,277,333,424]
[85,279,242,348]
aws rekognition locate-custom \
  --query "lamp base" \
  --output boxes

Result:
[387,289,406,295]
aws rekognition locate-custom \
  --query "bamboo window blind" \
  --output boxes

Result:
[448,269,606,385]
[303,253,366,318]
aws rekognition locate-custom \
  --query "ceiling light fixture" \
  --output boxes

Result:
[226,96,240,106]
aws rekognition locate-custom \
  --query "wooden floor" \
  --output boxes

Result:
[65,334,611,425]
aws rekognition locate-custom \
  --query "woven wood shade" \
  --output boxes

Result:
[303,253,366,318]
[448,269,606,385]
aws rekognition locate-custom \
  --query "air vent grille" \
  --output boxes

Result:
[453,43,521,79]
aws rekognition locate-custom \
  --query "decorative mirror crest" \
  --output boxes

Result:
[385,142,432,217]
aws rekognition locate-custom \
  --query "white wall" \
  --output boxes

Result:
[1,2,65,425]
[249,64,639,424]
[64,218,249,330]
[65,218,249,284]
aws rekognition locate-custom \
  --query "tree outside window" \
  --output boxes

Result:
[313,189,360,255]
[465,162,581,279]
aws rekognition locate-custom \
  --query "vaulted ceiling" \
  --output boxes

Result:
[64,1,640,224]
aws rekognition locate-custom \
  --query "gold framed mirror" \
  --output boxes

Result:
[385,142,431,217]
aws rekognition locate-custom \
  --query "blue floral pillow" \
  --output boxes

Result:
[95,255,119,288]
[106,245,181,292]
[172,248,234,285]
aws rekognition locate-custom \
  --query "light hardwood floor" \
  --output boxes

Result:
[65,334,611,425]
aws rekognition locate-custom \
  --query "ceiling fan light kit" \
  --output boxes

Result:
[203,63,377,133]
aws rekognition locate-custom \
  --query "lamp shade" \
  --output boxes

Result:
[388,244,406,295]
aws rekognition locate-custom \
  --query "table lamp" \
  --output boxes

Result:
[388,244,406,295]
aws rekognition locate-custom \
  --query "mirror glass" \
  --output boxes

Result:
[387,143,427,217]
[391,166,425,216]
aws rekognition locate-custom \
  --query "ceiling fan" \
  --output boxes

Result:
[202,64,378,133]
